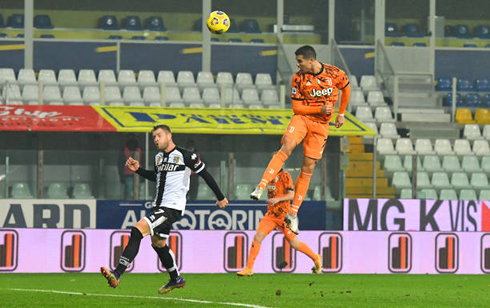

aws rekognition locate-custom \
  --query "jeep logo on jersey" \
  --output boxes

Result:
[309,88,333,98]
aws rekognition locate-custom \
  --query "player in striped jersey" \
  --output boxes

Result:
[251,45,350,234]
[101,124,228,294]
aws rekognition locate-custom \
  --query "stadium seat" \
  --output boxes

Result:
[16,34,24,38]
[349,90,367,108]
[145,16,166,31]
[419,188,438,200]
[226,18,239,33]
[474,25,490,39]
[355,106,375,123]
[470,173,490,191]
[235,72,254,92]
[395,138,416,155]
[416,172,432,189]
[385,23,400,37]
[63,86,83,105]
[83,86,101,104]
[392,172,412,192]
[261,89,280,106]
[383,155,405,174]
[0,33,6,38]
[439,189,457,200]
[143,87,161,105]
[104,86,124,104]
[379,123,399,138]
[367,91,386,106]
[463,43,477,48]
[58,69,78,88]
[442,155,462,173]
[22,85,39,103]
[235,184,253,199]
[375,107,395,123]
[182,87,202,105]
[98,70,117,86]
[216,72,234,88]
[403,23,424,37]
[47,182,69,199]
[0,14,4,28]
[240,19,261,33]
[196,71,216,90]
[475,109,490,125]
[202,87,221,106]
[453,139,473,156]
[473,140,490,156]
[485,94,490,107]
[484,125,490,141]
[137,70,157,88]
[131,36,145,40]
[444,93,462,107]
[465,93,481,107]
[40,34,55,40]
[463,124,482,140]
[454,24,471,38]
[155,36,169,41]
[451,172,471,190]
[445,25,454,37]
[415,139,435,155]
[17,69,37,87]
[412,42,427,47]
[364,122,378,136]
[434,139,454,155]
[479,190,490,200]
[123,16,142,31]
[250,39,265,44]
[157,70,177,85]
[222,87,242,107]
[461,155,480,173]
[241,88,260,105]
[100,15,119,30]
[431,172,452,190]
[457,78,473,91]
[11,182,33,199]
[118,70,137,87]
[376,138,396,155]
[255,73,274,92]
[359,75,379,91]
[228,38,242,43]
[177,71,196,89]
[391,42,405,46]
[123,86,143,104]
[108,35,123,40]
[400,188,412,199]
[422,155,443,173]
[43,86,62,103]
[435,77,452,91]
[197,184,216,200]
[163,86,183,104]
[459,189,477,201]
[8,14,24,28]
[403,155,424,173]
[3,83,22,104]
[34,14,53,29]
[475,78,490,92]
[73,183,94,199]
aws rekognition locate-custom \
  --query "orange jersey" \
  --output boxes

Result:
[291,63,349,124]
[266,169,294,218]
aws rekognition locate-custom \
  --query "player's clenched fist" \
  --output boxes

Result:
[320,104,333,116]
[216,197,228,209]
[125,157,140,172]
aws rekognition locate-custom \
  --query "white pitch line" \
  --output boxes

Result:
[8,288,271,308]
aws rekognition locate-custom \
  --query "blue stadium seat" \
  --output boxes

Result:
[211,38,219,42]
[250,38,264,44]
[0,14,5,28]
[403,23,423,37]
[391,42,405,46]
[100,15,119,30]
[145,16,166,31]
[444,25,454,37]
[0,33,6,38]
[131,35,145,40]
[413,42,427,47]
[454,24,471,38]
[108,35,123,40]
[485,94,490,106]
[445,93,462,106]
[457,78,473,91]
[475,78,490,92]
[8,14,24,28]
[40,34,54,39]
[436,77,452,91]
[474,25,490,39]
[227,18,239,33]
[155,36,169,41]
[463,43,477,48]
[34,14,53,29]
[487,44,490,48]
[228,38,242,43]
[123,16,142,31]
[194,17,203,31]
[385,23,400,37]
[465,93,482,107]
[241,19,261,33]
[16,33,24,38]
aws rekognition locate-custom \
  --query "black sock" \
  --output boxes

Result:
[115,227,143,278]
[153,245,179,281]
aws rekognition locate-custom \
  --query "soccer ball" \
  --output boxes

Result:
[206,11,230,34]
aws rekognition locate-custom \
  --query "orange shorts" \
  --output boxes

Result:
[257,213,296,241]
[282,115,329,160]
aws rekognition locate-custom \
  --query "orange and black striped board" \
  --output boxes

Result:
[391,236,409,270]
[272,232,296,272]
[0,232,15,269]
[227,235,245,269]
[64,234,83,269]
[436,234,458,273]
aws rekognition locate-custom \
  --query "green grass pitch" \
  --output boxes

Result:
[0,273,488,307]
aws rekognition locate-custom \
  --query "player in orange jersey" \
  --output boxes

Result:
[250,45,350,234]
[238,167,321,276]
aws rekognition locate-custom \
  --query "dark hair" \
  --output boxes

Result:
[152,124,171,133]
[295,45,316,59]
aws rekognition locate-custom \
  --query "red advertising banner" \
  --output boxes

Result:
[0,105,116,132]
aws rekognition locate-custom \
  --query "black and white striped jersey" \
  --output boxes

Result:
[151,146,204,212]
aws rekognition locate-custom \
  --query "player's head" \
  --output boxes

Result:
[152,124,173,151]
[295,45,317,73]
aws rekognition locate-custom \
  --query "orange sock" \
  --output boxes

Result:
[297,241,317,261]
[257,150,289,190]
[246,241,261,269]
[290,171,312,215]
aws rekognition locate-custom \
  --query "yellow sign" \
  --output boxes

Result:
[93,106,376,136]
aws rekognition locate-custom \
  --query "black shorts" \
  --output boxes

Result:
[143,207,182,238]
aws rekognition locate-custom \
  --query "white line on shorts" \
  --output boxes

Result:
[8,288,271,308]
